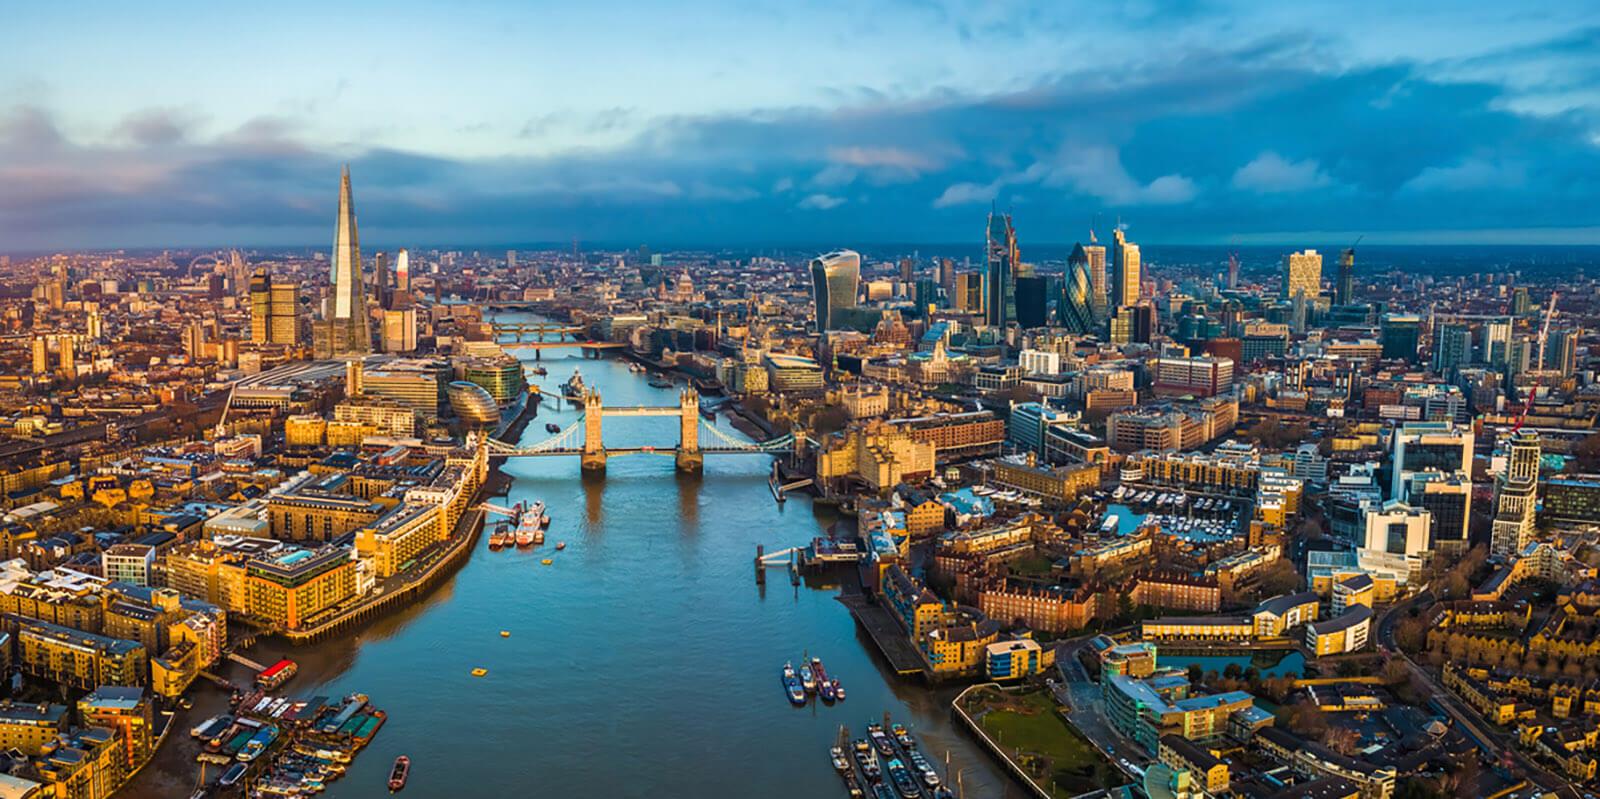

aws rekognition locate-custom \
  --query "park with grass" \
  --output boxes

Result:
[957,685,1125,798]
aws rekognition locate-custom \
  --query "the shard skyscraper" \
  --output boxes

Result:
[319,166,372,357]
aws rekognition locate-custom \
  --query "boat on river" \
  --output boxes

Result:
[852,740,880,780]
[515,504,543,547]
[489,523,510,549]
[781,662,806,705]
[868,724,895,758]
[812,657,834,701]
[799,662,816,693]
[832,678,844,700]
[388,755,410,791]
[562,369,586,401]
[887,758,923,798]
[545,423,561,434]
[648,376,673,389]
[830,745,849,772]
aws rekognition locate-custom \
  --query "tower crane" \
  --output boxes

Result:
[1512,290,1558,433]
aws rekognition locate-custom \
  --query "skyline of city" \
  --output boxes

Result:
[4,4,1600,798]
[3,3,1599,248]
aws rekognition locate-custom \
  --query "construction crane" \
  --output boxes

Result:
[1512,290,1559,433]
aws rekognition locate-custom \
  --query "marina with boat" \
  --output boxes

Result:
[189,681,390,797]
[780,655,845,706]
[834,715,955,799]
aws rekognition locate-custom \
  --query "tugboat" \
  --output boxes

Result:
[388,755,410,792]
[781,662,806,705]
[555,542,567,551]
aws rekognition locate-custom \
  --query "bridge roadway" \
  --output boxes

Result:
[495,446,780,457]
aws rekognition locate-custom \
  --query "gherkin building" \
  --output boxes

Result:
[1059,244,1096,334]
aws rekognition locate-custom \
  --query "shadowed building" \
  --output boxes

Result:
[810,250,861,331]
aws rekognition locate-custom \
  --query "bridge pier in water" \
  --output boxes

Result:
[676,388,702,473]
[581,388,607,472]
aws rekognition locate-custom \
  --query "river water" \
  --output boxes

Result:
[127,329,1012,797]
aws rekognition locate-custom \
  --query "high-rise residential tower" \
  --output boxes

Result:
[1336,248,1355,306]
[1110,229,1140,308]
[939,258,955,302]
[318,166,372,357]
[1281,250,1322,301]
[985,211,1017,328]
[810,250,861,331]
[1491,431,1540,557]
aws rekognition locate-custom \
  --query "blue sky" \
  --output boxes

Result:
[2,0,1598,249]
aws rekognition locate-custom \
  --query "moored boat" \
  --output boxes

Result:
[388,755,410,791]
[218,762,247,788]
[781,662,806,705]
[891,723,914,750]
[887,758,923,798]
[562,368,586,400]
[852,740,880,780]
[830,745,849,772]
[832,678,844,700]
[515,504,542,547]
[488,524,510,548]
[255,659,297,690]
[813,657,834,701]
[799,663,816,693]
[868,723,895,757]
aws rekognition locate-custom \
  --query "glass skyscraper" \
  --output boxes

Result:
[1110,229,1140,308]
[985,212,1016,327]
[1060,244,1095,335]
[320,166,372,357]
[810,250,861,331]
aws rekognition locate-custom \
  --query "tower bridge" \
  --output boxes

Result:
[485,387,804,473]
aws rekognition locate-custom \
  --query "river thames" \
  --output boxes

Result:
[127,335,1012,797]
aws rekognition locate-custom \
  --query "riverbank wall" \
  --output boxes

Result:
[951,683,1056,799]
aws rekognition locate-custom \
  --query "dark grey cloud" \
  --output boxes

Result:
[2,33,1597,249]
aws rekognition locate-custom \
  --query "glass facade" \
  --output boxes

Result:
[809,251,860,331]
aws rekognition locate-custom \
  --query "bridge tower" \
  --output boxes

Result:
[581,388,607,472]
[676,388,703,472]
